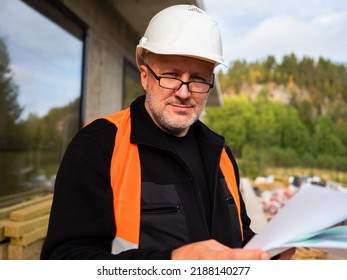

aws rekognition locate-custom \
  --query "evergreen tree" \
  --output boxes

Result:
[0,38,23,141]
[0,38,23,195]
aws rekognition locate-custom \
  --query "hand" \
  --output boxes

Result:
[171,239,270,260]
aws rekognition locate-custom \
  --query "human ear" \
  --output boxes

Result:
[139,65,148,90]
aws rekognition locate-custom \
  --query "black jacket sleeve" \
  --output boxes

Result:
[40,119,172,260]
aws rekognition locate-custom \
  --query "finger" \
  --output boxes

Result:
[225,249,270,260]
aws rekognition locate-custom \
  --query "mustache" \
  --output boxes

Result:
[165,98,196,107]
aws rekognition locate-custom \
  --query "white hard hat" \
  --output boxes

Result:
[136,5,226,67]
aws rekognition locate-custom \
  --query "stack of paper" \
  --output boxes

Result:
[244,184,347,258]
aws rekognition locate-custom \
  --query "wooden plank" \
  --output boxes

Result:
[0,221,5,241]
[4,215,49,238]
[10,225,47,246]
[10,199,52,222]
[0,242,9,260]
[0,194,53,220]
[8,239,44,260]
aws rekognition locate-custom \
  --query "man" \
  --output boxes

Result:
[41,4,294,260]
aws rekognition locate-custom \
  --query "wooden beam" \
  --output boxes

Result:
[10,200,52,222]
[4,215,49,238]
[8,239,44,260]
[0,221,5,241]
[10,226,48,246]
[0,242,9,260]
[0,194,53,220]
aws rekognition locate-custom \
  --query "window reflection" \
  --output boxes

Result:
[0,0,83,197]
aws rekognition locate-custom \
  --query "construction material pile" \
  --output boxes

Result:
[0,194,52,260]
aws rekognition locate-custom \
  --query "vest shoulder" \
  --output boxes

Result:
[82,118,117,138]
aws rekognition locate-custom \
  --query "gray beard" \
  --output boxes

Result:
[146,97,205,135]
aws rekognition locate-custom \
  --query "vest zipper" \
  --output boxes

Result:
[142,204,182,215]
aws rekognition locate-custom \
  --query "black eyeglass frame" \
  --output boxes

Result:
[145,63,214,93]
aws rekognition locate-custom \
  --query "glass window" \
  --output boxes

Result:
[0,0,84,198]
[123,59,143,108]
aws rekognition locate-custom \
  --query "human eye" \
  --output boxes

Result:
[190,74,208,83]
[159,70,179,79]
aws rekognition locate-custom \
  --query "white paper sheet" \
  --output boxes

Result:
[244,184,347,257]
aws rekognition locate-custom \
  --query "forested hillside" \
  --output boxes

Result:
[204,54,347,178]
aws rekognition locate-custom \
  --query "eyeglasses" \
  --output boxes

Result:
[145,63,214,93]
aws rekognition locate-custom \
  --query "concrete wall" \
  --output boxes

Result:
[60,0,139,124]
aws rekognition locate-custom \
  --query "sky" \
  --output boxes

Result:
[0,0,83,119]
[203,0,347,69]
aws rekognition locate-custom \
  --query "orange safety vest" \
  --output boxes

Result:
[103,108,243,254]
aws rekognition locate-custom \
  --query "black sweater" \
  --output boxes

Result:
[41,95,254,259]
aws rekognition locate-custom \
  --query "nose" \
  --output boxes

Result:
[174,76,191,99]
[175,83,191,99]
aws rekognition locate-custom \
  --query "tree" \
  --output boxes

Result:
[263,55,277,83]
[0,38,23,141]
[275,53,298,85]
[312,116,346,156]
[251,99,282,148]
[0,38,24,196]
[225,60,249,94]
[204,96,256,157]
[298,57,315,88]
[280,106,311,155]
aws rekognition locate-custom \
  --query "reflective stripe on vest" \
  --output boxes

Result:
[103,108,243,254]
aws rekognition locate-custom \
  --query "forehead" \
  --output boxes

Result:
[147,53,215,74]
